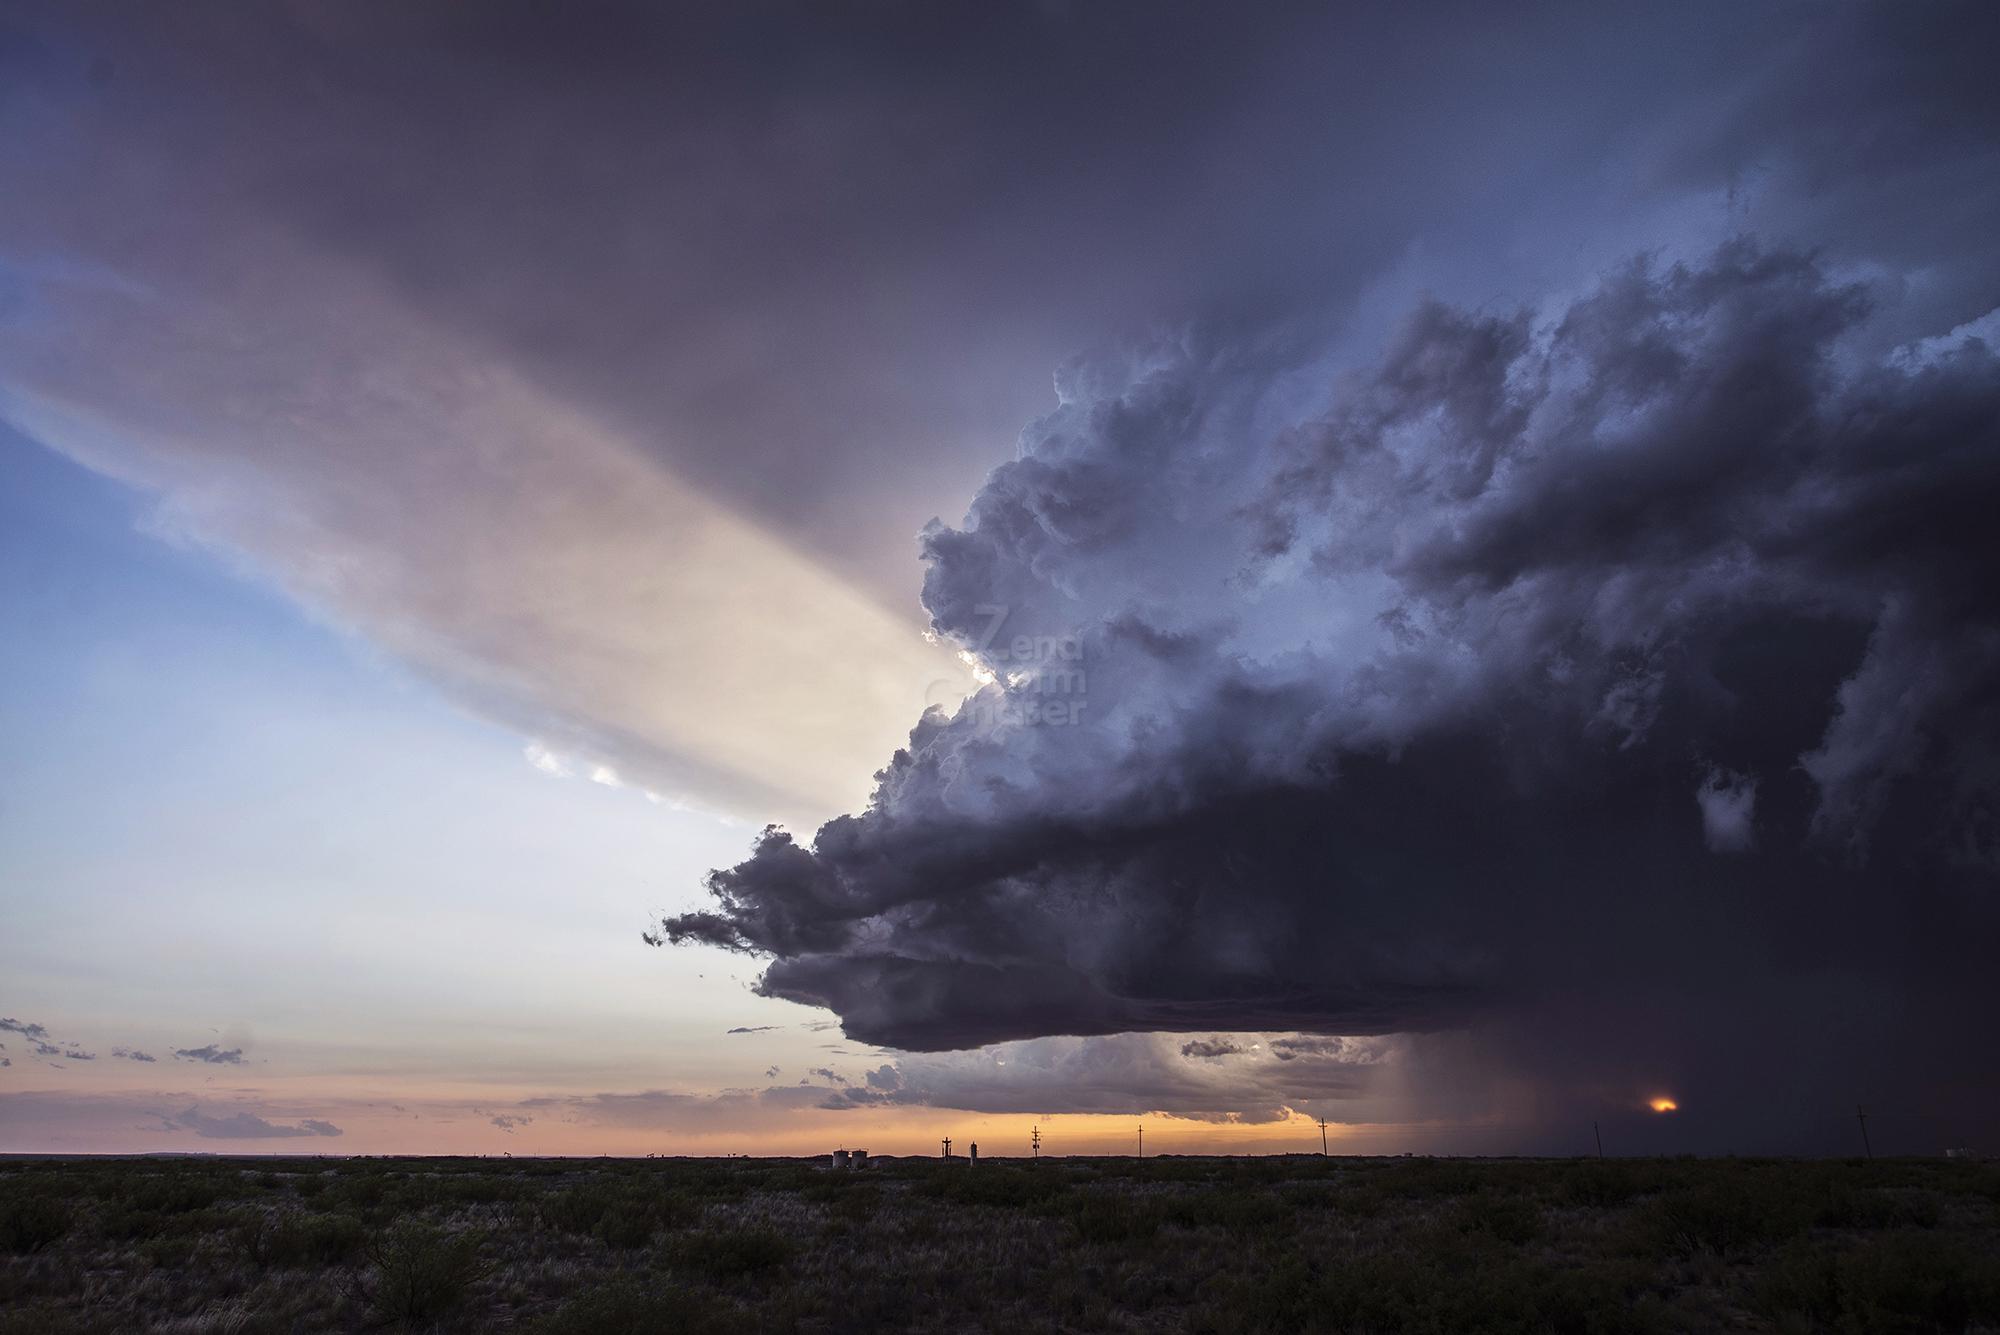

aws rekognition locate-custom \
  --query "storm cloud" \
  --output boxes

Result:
[665,243,2000,1148]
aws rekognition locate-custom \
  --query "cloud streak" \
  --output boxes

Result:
[173,1046,245,1066]
[166,1106,343,1140]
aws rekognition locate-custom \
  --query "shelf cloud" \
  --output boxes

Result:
[666,243,2000,1143]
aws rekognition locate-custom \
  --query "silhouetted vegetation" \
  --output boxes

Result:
[0,1153,1994,1331]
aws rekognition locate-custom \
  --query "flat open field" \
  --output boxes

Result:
[3,1154,1997,1333]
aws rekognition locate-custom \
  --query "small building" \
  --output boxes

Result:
[849,1148,870,1169]
[830,1149,851,1170]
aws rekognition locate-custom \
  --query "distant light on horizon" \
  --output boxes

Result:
[1649,1097,1679,1113]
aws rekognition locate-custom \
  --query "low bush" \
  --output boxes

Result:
[673,1228,793,1278]
[366,1220,488,1323]
[0,1195,71,1254]
[532,1280,744,1335]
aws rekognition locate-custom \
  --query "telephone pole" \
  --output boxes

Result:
[1031,1126,1040,1161]
[1857,1106,1873,1159]
[1593,1121,1604,1159]
[1318,1116,1329,1157]
[941,1136,952,1160]
[1136,1124,1143,1159]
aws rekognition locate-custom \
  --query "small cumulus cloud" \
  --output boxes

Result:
[1180,1039,1245,1060]
[489,1114,533,1133]
[174,1045,246,1065]
[0,1018,50,1042]
[113,1048,158,1062]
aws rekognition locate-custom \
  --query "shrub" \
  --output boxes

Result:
[1755,1235,2000,1333]
[1070,1194,1162,1244]
[1639,1181,1808,1257]
[532,1281,743,1335]
[1161,1189,1293,1234]
[1458,1191,1544,1244]
[268,1212,368,1266]
[366,1220,487,1323]
[1563,1162,1655,1209]
[673,1228,793,1278]
[0,1195,70,1254]
[539,1181,688,1248]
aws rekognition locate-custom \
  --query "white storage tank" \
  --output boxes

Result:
[830,1149,851,1170]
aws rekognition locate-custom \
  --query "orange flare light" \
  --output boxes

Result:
[1649,1097,1679,1113]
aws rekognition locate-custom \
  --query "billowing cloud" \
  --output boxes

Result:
[10,3,1997,837]
[664,244,2000,1146]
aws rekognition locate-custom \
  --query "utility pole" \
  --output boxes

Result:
[1593,1122,1604,1159]
[1857,1106,1873,1159]
[941,1136,952,1160]
[1317,1116,1329,1157]
[1031,1126,1040,1161]
[1136,1124,1143,1159]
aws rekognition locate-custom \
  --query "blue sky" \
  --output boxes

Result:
[0,422,846,1146]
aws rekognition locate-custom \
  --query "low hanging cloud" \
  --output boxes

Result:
[113,1048,158,1063]
[662,243,2000,1144]
[0,1018,50,1042]
[166,1106,343,1140]
[819,1032,1388,1124]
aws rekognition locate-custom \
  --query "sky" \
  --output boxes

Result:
[2,1,1998,1158]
